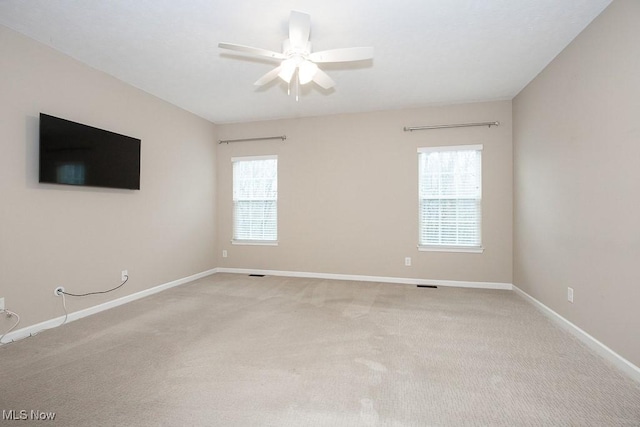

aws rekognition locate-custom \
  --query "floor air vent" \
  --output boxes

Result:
[249,274,265,277]
[417,285,438,289]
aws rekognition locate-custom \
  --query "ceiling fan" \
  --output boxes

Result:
[218,11,373,99]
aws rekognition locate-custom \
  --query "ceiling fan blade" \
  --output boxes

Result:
[218,42,285,60]
[309,47,374,63]
[289,11,311,49]
[254,66,282,86]
[312,68,335,89]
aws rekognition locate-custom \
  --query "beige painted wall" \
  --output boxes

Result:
[0,26,217,332]
[513,0,640,367]
[217,101,512,284]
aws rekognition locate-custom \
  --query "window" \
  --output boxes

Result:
[418,145,482,252]
[232,155,278,244]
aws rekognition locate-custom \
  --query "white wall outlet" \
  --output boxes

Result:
[567,287,574,303]
[404,257,412,267]
[222,250,228,258]
[54,287,65,297]
[122,270,128,281]
[0,297,4,310]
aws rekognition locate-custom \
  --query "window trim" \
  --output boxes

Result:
[231,155,278,246]
[418,245,484,253]
[231,240,279,246]
[231,155,277,162]
[417,144,483,253]
[417,144,483,154]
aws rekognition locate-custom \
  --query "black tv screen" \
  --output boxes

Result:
[39,113,141,190]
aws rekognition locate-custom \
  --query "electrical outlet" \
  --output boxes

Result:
[567,287,574,303]
[405,257,412,267]
[222,250,228,258]
[0,297,4,310]
[54,287,65,297]
[122,270,128,281]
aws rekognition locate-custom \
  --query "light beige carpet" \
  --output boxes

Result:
[1,273,639,426]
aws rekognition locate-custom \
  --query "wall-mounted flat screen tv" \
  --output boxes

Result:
[39,113,141,190]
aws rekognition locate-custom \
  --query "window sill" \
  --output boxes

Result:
[418,245,484,254]
[232,240,278,246]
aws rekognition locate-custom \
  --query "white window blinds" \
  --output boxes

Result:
[418,145,482,250]
[232,156,278,242]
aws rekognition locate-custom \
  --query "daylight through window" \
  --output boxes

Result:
[232,155,278,243]
[418,145,482,252]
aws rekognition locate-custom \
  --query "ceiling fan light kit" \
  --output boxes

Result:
[219,10,373,100]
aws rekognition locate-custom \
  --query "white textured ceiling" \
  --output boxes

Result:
[0,0,611,123]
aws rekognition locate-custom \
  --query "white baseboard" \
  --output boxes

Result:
[1,268,217,345]
[513,285,640,384]
[216,267,513,290]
